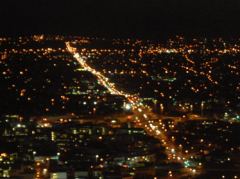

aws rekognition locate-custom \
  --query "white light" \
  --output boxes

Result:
[124,103,131,110]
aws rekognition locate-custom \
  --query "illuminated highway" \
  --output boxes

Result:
[66,42,202,177]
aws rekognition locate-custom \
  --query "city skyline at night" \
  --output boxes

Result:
[0,1,240,179]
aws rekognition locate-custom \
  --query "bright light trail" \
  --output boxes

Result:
[66,42,137,103]
[66,42,201,176]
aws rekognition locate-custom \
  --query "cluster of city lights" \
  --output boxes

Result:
[66,42,200,177]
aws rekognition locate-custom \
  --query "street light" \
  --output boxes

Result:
[201,101,204,116]
[160,103,164,115]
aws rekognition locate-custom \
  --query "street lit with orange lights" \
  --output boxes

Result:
[0,35,240,179]
[66,41,202,178]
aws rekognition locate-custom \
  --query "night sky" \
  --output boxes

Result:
[0,0,240,38]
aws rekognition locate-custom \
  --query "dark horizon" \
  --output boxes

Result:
[0,0,240,38]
